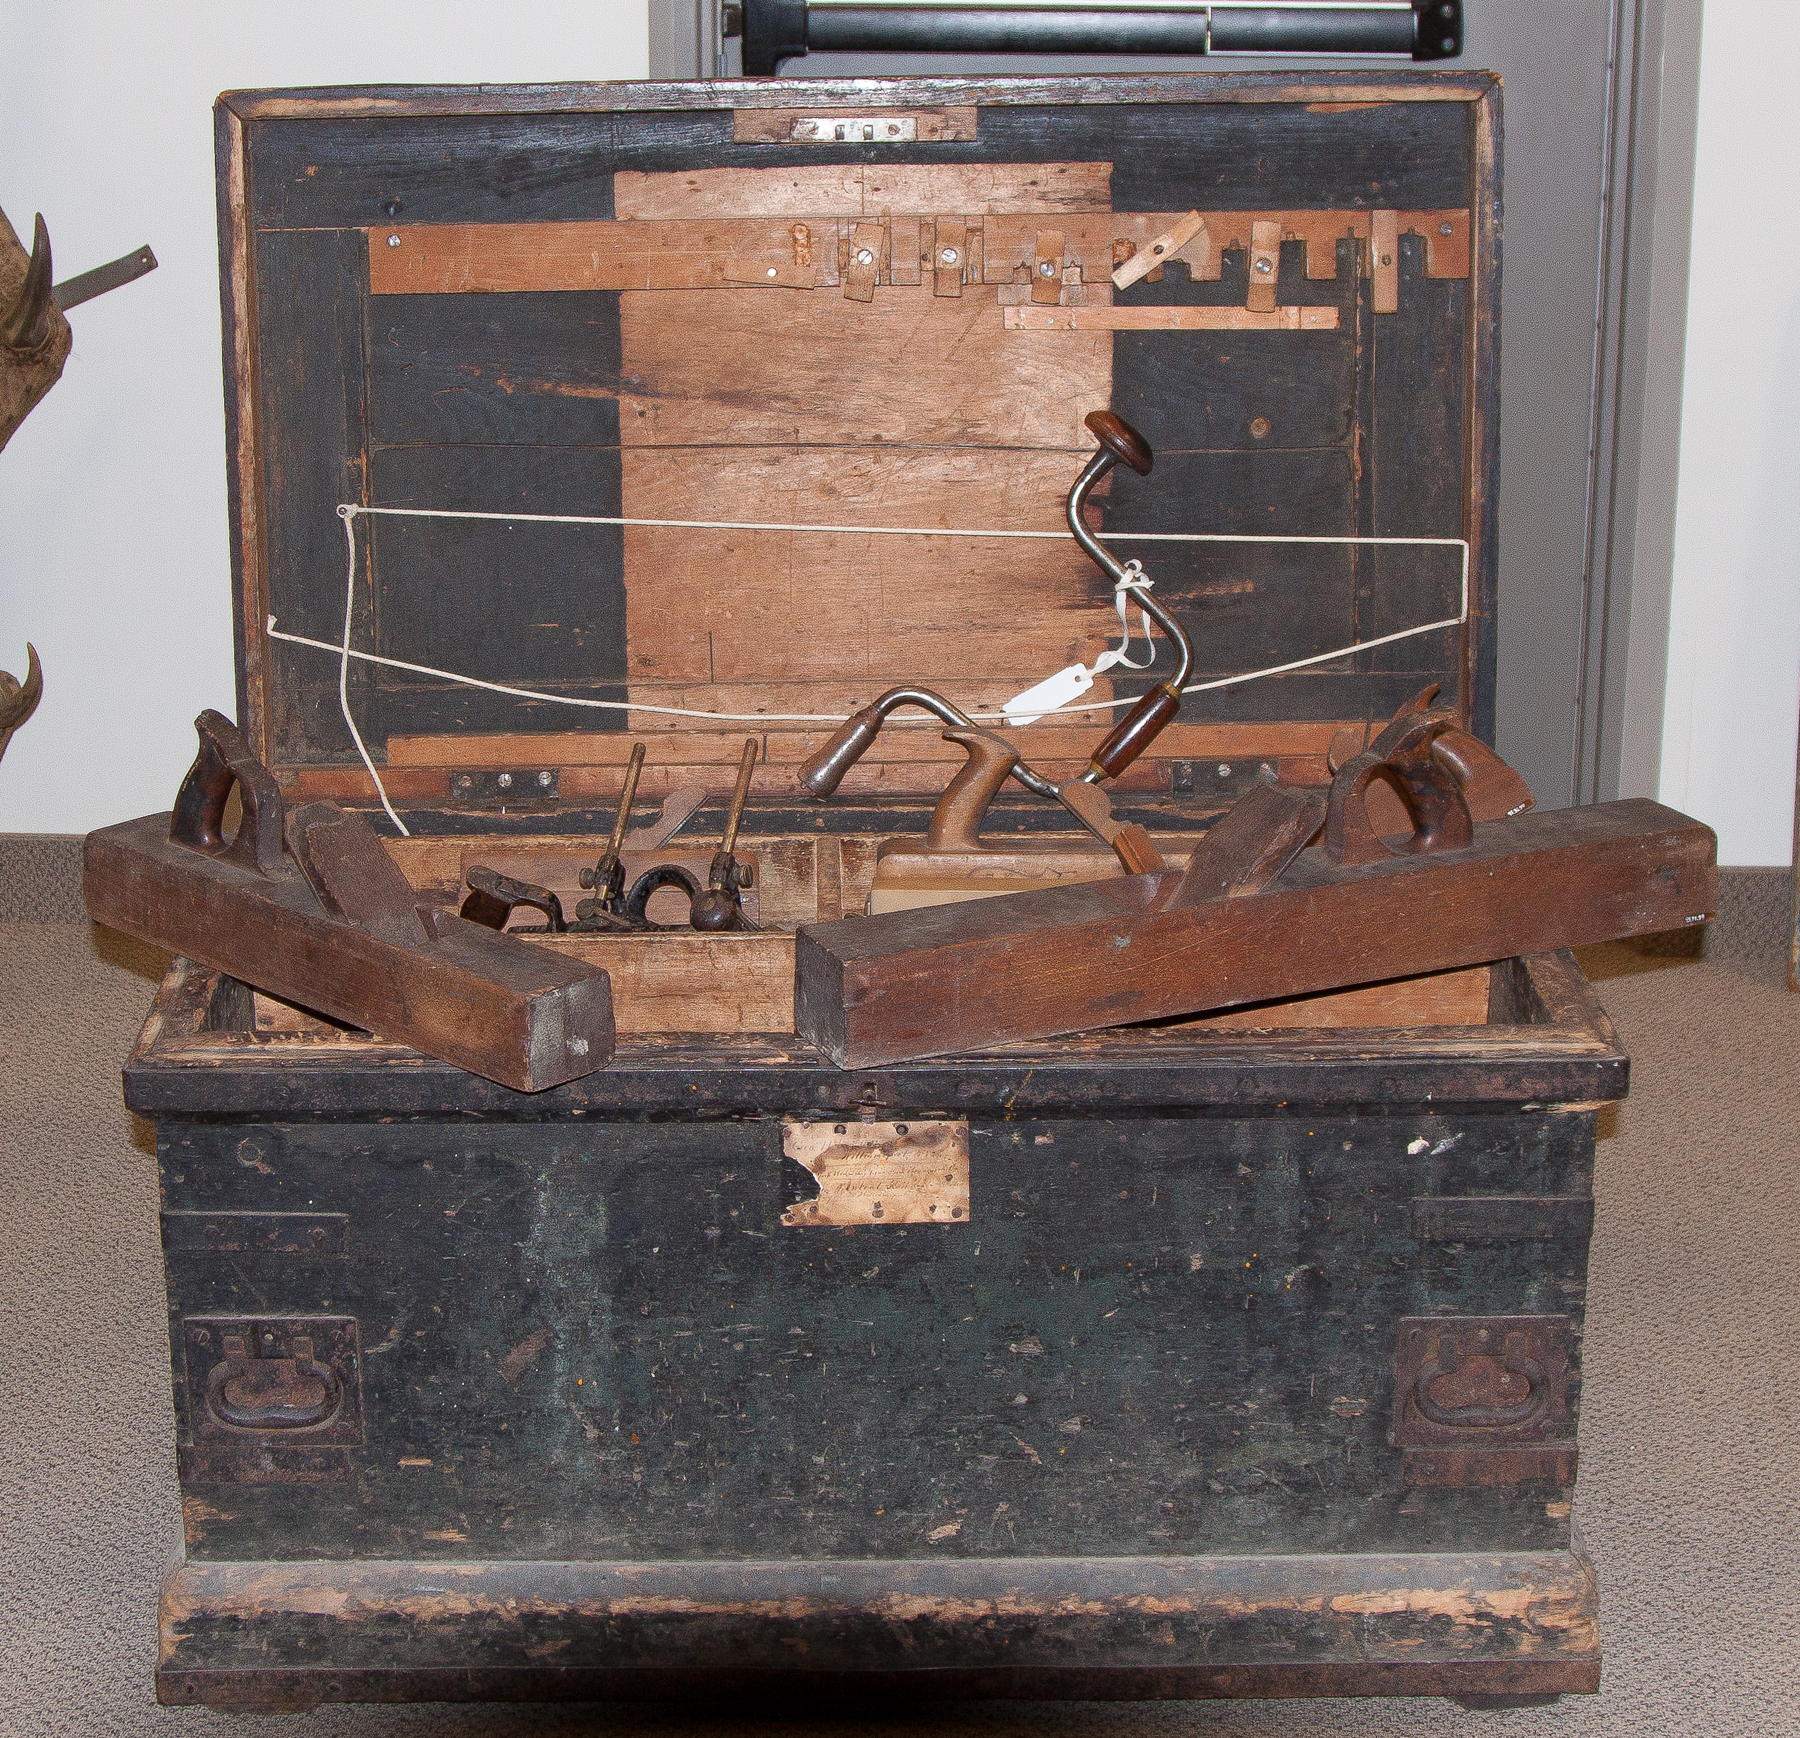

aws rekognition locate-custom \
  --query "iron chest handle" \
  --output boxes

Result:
[1413,1329,1549,1430]
[203,1333,344,1432]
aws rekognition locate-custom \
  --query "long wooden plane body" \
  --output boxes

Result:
[793,798,1716,1068]
[84,813,615,1092]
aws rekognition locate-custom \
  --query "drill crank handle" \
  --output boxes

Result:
[797,687,1059,800]
[1066,411,1195,785]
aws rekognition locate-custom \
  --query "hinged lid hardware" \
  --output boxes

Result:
[449,768,559,809]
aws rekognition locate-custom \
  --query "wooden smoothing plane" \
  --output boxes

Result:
[793,691,1718,1068]
[83,711,615,1090]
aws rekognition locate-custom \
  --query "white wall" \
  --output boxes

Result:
[0,1,647,834]
[1660,0,1800,864]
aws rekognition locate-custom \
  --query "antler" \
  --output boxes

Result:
[0,643,43,764]
[2,214,54,351]
[0,208,73,454]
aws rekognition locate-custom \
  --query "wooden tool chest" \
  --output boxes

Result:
[126,70,1622,1710]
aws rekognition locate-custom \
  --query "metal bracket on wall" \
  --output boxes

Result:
[730,0,1463,76]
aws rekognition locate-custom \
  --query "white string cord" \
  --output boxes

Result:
[336,508,410,834]
[1098,560,1156,674]
[279,501,1470,830]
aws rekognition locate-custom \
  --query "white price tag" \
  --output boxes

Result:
[1004,662,1094,727]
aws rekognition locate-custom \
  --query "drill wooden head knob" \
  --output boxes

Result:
[1083,410,1154,476]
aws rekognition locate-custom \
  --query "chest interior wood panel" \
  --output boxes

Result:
[161,1105,1588,1564]
[238,91,1481,780]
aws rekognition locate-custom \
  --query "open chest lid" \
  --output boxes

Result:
[216,70,1498,840]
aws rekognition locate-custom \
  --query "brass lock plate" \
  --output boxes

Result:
[781,1118,970,1227]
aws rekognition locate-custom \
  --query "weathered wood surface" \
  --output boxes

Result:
[542,932,796,1033]
[1194,965,1491,1030]
[795,800,1715,1067]
[388,721,1347,765]
[84,814,615,1091]
[618,160,1109,219]
[224,73,1499,127]
[155,1549,1597,1711]
[124,949,1626,1119]
[366,208,1467,297]
[220,79,1494,768]
[1008,304,1340,332]
[157,1085,1596,1564]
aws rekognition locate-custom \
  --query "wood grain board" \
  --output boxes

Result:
[1167,965,1492,1030]
[795,800,1717,1066]
[618,286,1110,446]
[366,208,1469,297]
[1007,305,1340,332]
[541,931,796,1032]
[617,161,1108,218]
[385,719,1352,768]
[616,446,1112,687]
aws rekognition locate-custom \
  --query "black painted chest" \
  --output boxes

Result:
[127,70,1620,1713]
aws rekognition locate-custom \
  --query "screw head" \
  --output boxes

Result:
[536,770,553,788]
[384,199,403,218]
[1039,260,1055,276]
[496,771,513,789]
[1254,257,1273,274]
[855,248,873,265]
[1440,221,1454,236]
[1217,763,1232,777]
[386,234,401,248]
[940,246,959,265]
[766,266,777,277]
[456,774,474,792]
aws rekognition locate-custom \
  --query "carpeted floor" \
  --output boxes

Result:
[2,884,1796,1735]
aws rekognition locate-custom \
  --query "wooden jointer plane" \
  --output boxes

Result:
[794,695,1718,1068]
[83,711,615,1090]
